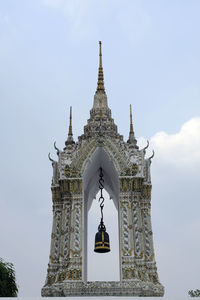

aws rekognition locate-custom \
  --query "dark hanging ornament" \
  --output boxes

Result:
[94,167,111,253]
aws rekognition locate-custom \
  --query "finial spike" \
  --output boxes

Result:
[99,41,102,68]
[128,104,139,149]
[96,41,105,93]
[68,106,72,135]
[130,104,134,133]
[65,106,74,148]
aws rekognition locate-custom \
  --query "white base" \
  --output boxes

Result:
[41,280,164,297]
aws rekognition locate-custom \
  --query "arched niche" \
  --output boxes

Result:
[82,147,120,282]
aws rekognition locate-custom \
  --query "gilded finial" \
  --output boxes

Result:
[128,104,139,149]
[99,41,102,68]
[97,41,105,93]
[65,106,75,148]
[68,106,72,135]
[130,104,134,133]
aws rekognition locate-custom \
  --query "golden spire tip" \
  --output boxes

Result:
[68,106,73,135]
[99,41,102,67]
[96,41,105,93]
[130,104,133,133]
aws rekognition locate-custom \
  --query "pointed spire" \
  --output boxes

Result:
[128,104,138,148]
[68,106,73,135]
[130,104,134,134]
[96,41,105,93]
[65,106,74,147]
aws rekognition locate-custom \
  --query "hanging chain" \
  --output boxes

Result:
[99,167,104,222]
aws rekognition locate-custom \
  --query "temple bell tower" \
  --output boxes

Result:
[41,42,164,297]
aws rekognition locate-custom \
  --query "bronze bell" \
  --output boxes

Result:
[94,220,110,253]
[94,167,111,253]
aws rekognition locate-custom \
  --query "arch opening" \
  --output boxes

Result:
[82,147,120,282]
[88,190,119,281]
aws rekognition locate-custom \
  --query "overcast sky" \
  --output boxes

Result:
[0,1,200,300]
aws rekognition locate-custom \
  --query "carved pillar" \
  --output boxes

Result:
[140,183,160,284]
[131,178,144,281]
[119,177,135,280]
[44,177,83,286]
[53,198,72,283]
[45,186,63,286]
[65,178,83,281]
[132,201,142,258]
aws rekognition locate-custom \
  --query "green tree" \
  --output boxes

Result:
[188,289,200,297]
[0,258,18,297]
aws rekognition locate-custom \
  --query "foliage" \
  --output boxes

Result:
[188,289,200,297]
[0,258,18,297]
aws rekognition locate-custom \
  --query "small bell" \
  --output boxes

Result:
[94,167,111,253]
[94,220,110,253]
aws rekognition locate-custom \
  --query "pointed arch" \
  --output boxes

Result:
[83,147,119,210]
[71,137,129,177]
[82,146,121,282]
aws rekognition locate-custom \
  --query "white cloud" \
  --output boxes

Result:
[150,117,200,166]
[138,117,200,168]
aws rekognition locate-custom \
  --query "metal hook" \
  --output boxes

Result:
[99,167,105,221]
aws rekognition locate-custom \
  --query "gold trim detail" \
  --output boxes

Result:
[94,245,110,250]
[95,241,109,245]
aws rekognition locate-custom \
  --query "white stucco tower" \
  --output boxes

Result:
[41,42,164,297]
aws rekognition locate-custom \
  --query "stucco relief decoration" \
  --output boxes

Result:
[64,165,81,178]
[73,204,81,256]
[133,202,141,257]
[54,211,61,262]
[122,204,131,256]
[63,204,71,258]
[143,211,151,259]
[120,163,138,177]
